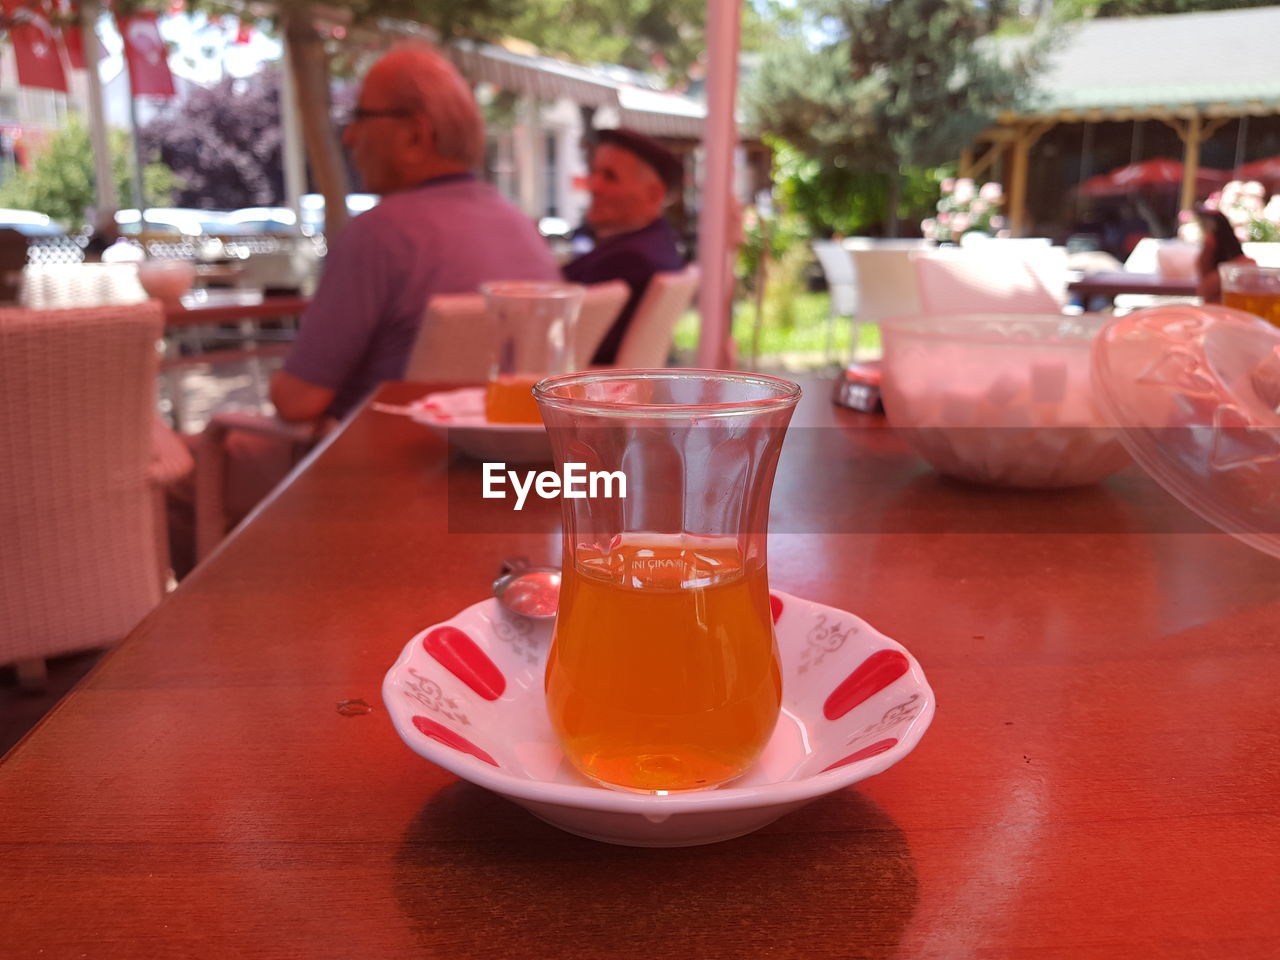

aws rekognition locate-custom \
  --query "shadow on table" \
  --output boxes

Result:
[394,781,917,960]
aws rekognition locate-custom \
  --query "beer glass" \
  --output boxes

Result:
[483,281,585,423]
[534,369,802,793]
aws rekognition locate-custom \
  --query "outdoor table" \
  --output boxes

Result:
[160,289,311,430]
[2,378,1277,958]
[1067,271,1198,301]
[164,287,311,327]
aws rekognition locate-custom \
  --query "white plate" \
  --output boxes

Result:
[408,387,551,463]
[382,590,935,847]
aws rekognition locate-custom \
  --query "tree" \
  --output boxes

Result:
[139,71,284,209]
[745,0,1046,234]
[765,136,939,238]
[270,0,525,238]
[504,0,773,80]
[104,0,525,236]
[0,118,177,226]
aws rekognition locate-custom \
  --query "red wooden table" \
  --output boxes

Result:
[2,379,1277,958]
[1067,271,1198,300]
[159,289,311,429]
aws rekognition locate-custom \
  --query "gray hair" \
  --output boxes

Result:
[383,41,486,169]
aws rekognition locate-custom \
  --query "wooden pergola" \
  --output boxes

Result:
[961,7,1280,236]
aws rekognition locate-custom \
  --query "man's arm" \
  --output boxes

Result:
[275,210,395,422]
[270,369,336,423]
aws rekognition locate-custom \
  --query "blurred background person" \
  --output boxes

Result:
[170,41,558,578]
[1195,206,1254,303]
[271,40,559,423]
[563,128,685,364]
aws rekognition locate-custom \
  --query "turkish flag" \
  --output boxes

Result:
[60,13,106,71]
[4,2,69,92]
[61,25,84,70]
[117,12,175,98]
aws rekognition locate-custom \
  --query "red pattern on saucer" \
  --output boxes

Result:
[423,626,506,701]
[412,715,499,766]
[823,649,910,721]
[823,738,899,772]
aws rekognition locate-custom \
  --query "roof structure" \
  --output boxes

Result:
[447,38,709,140]
[448,40,620,110]
[1005,6,1280,122]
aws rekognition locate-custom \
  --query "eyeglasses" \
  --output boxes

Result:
[346,107,415,124]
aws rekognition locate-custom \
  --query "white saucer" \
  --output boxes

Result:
[382,591,935,847]
[408,388,551,463]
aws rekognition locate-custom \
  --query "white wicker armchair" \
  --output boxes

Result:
[1,301,188,689]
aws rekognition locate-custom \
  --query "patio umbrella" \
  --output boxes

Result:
[1079,158,1230,197]
[1078,172,1126,198]
[1234,155,1280,188]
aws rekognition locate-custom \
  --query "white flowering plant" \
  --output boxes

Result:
[921,178,1007,243]
[1182,179,1280,243]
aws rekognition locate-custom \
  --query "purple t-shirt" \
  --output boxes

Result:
[284,175,560,418]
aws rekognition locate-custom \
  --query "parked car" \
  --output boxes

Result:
[223,207,299,235]
[0,208,66,237]
[299,193,379,235]
[115,208,234,237]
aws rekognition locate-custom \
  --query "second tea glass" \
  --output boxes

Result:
[1219,263,1280,327]
[534,369,802,794]
[482,281,584,423]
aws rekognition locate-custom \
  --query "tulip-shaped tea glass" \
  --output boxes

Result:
[1219,263,1280,327]
[483,281,584,423]
[533,369,802,793]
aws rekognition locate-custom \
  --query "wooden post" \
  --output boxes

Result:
[1162,113,1227,214]
[1007,122,1054,237]
[1180,113,1202,213]
[282,10,350,240]
[959,147,974,179]
[1009,127,1032,237]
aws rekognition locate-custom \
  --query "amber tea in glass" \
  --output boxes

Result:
[534,370,801,793]
[482,282,584,423]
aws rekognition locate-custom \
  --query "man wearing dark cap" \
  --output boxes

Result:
[563,128,686,364]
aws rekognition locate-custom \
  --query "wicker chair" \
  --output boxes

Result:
[0,302,189,689]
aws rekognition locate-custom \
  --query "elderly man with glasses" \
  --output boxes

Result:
[270,41,559,423]
[163,42,560,578]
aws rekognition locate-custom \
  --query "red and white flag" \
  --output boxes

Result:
[58,4,106,72]
[117,11,175,98]
[60,22,84,70]
[4,1,68,92]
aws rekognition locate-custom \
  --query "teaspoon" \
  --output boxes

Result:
[493,557,561,620]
